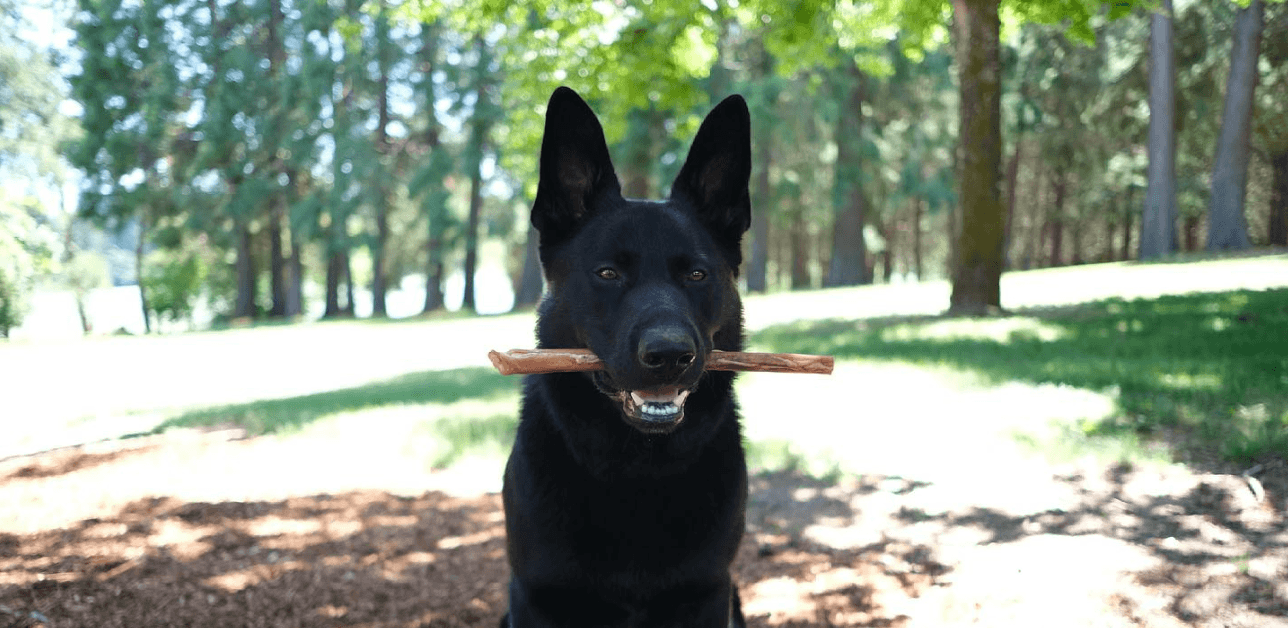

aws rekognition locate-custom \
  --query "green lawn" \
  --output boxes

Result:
[4,254,1287,470]
[752,288,1288,463]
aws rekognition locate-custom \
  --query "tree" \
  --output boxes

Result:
[460,34,499,313]
[1207,0,1264,251]
[883,0,1139,309]
[368,0,395,318]
[70,0,189,332]
[745,42,776,293]
[408,20,457,313]
[825,57,871,287]
[1141,0,1180,259]
[1,0,76,336]
[945,0,1004,313]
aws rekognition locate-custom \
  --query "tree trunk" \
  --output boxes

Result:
[1122,185,1136,260]
[423,217,446,313]
[370,0,393,318]
[949,0,1004,314]
[912,196,924,280]
[1207,0,1262,251]
[947,196,960,275]
[1183,214,1200,251]
[424,252,445,313]
[286,232,302,317]
[878,223,894,283]
[1070,219,1083,265]
[325,248,344,318]
[463,153,483,312]
[1021,164,1044,270]
[343,253,355,317]
[746,44,775,293]
[418,21,448,315]
[1004,135,1023,269]
[136,216,151,333]
[748,137,772,292]
[462,34,491,313]
[234,219,256,319]
[266,0,288,318]
[1049,172,1065,267]
[371,198,389,317]
[622,107,658,198]
[1141,0,1178,260]
[790,213,810,290]
[1105,220,1117,262]
[513,224,544,308]
[268,205,286,317]
[825,60,870,287]
[1270,150,1288,246]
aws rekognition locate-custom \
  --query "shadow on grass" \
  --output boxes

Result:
[423,412,519,469]
[151,367,519,436]
[752,288,1288,463]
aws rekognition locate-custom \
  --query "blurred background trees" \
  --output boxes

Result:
[3,0,1287,334]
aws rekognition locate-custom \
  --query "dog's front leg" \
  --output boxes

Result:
[639,580,743,628]
[504,580,631,628]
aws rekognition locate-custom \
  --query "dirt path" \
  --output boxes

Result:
[1,411,1285,627]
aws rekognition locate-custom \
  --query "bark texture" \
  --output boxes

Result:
[1141,0,1178,260]
[949,0,1005,314]
[1206,0,1262,251]
[826,60,870,287]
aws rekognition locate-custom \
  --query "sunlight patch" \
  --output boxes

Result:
[1156,372,1222,392]
[436,528,501,550]
[881,316,1066,344]
[246,516,323,537]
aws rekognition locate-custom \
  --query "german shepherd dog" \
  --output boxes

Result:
[500,87,752,628]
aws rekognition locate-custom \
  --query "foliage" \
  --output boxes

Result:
[0,192,60,337]
[1,0,79,336]
[140,246,209,327]
[64,250,110,297]
[754,288,1288,463]
[43,0,1288,321]
[0,260,22,337]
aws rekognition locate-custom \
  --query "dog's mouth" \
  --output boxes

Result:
[619,386,690,433]
[592,372,692,435]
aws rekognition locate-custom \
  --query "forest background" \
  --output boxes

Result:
[0,0,1285,336]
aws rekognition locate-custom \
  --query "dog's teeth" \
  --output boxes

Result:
[641,403,678,417]
[675,390,689,406]
[630,392,645,407]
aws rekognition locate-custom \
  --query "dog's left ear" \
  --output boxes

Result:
[670,95,752,243]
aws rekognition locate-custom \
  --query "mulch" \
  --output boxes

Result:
[2,437,1285,628]
[0,456,936,628]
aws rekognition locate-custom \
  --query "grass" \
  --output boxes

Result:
[143,367,524,469]
[151,366,518,435]
[752,288,1288,464]
[7,255,1286,475]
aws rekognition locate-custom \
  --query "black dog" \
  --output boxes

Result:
[500,87,752,628]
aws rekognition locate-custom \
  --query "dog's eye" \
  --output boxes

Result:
[687,270,707,282]
[596,268,620,281]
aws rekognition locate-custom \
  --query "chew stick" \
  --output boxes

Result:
[488,348,833,376]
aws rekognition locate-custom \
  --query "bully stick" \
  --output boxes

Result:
[488,348,834,376]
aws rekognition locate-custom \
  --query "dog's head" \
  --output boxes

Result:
[531,87,751,435]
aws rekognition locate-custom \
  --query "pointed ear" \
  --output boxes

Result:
[670,94,752,242]
[531,87,621,241]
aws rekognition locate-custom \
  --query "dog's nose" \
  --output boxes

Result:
[637,326,697,375]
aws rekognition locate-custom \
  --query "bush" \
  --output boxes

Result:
[141,249,208,328]
[0,264,26,338]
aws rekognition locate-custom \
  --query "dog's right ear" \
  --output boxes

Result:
[531,87,621,242]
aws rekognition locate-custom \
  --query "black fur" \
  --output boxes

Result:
[500,87,753,628]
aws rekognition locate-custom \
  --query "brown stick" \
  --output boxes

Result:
[488,348,833,376]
